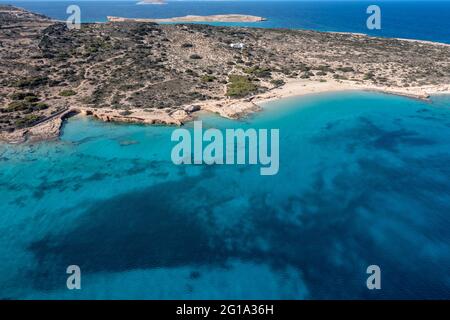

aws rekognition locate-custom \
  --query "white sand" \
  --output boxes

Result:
[2,79,449,144]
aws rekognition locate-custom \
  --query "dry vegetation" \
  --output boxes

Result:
[1,5,449,132]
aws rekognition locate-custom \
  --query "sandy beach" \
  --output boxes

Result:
[252,79,450,105]
[201,78,450,118]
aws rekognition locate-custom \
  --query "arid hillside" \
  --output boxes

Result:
[1,5,449,133]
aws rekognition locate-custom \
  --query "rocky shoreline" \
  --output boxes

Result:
[2,79,448,144]
[0,99,260,143]
[1,5,449,144]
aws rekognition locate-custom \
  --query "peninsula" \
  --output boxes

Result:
[107,14,267,23]
[137,0,166,5]
[0,5,449,143]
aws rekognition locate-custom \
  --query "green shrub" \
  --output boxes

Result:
[314,65,333,72]
[300,72,313,79]
[201,75,216,83]
[226,75,257,98]
[59,89,77,97]
[119,110,132,116]
[14,114,43,128]
[244,66,272,78]
[10,92,37,101]
[333,74,348,80]
[337,66,354,73]
[270,79,285,87]
[298,65,311,72]
[6,99,48,113]
[14,76,48,88]
[364,72,375,80]
[7,100,29,112]
[24,95,40,103]
[185,69,197,76]
[34,102,49,110]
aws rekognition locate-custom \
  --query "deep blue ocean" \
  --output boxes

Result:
[1,0,449,43]
[1,92,450,299]
[0,0,450,299]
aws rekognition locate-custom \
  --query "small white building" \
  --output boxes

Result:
[230,42,245,49]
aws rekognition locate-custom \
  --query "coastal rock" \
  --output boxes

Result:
[202,101,261,119]
[82,108,183,126]
[170,110,191,123]
[184,105,201,113]
[0,110,72,143]
[0,129,26,144]
[0,117,63,143]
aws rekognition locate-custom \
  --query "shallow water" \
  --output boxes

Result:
[0,92,450,299]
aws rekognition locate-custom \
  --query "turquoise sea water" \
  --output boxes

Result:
[1,92,450,299]
[1,1,450,43]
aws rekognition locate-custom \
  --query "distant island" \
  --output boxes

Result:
[137,0,166,5]
[107,14,267,23]
[0,5,449,143]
